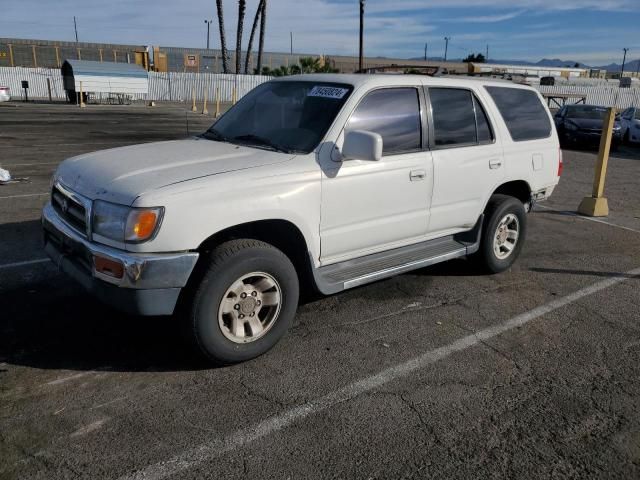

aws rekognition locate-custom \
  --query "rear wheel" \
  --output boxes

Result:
[185,239,299,364]
[474,194,527,273]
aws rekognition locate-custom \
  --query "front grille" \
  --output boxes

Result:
[52,185,88,236]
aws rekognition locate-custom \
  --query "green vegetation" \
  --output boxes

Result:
[258,57,340,76]
[463,53,486,63]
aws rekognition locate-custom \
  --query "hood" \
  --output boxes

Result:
[55,138,293,205]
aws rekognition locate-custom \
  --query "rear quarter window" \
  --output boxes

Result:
[485,86,551,142]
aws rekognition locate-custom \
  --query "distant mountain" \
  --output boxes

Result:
[535,58,589,68]
[595,59,639,73]
[408,56,640,72]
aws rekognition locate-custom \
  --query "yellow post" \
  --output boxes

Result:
[32,45,37,68]
[232,87,237,105]
[55,46,60,68]
[577,107,616,217]
[215,87,220,117]
[79,81,86,108]
[8,44,14,67]
[202,90,208,115]
[191,88,197,112]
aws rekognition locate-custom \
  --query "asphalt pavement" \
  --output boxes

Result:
[1,102,639,480]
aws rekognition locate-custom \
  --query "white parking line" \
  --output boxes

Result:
[0,258,51,270]
[0,192,48,199]
[119,266,640,480]
[536,204,640,234]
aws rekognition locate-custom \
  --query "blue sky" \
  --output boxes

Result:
[2,0,639,66]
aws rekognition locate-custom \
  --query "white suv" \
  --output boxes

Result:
[43,74,561,363]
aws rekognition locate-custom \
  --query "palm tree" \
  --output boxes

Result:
[216,0,229,73]
[244,0,265,73]
[235,0,246,74]
[256,0,267,73]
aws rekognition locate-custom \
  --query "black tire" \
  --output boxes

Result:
[185,239,299,364]
[474,194,527,274]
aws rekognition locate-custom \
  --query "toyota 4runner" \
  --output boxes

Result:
[43,74,561,363]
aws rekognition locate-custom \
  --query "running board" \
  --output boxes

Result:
[312,216,483,295]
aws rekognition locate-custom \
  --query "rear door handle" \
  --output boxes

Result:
[410,169,426,181]
[489,159,502,169]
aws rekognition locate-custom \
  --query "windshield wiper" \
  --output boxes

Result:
[232,134,291,153]
[201,128,232,143]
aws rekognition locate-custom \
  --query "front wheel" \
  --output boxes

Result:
[185,239,299,364]
[473,194,527,273]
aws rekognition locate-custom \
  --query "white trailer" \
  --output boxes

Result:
[61,59,148,103]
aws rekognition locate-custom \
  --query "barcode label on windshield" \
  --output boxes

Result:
[308,86,349,99]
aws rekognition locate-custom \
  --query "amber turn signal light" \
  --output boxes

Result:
[132,211,158,239]
[124,207,163,242]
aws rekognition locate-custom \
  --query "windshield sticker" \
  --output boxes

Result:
[308,86,349,99]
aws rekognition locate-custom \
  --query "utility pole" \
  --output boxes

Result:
[444,37,450,62]
[359,0,366,72]
[621,48,629,77]
[204,19,213,49]
[73,16,78,43]
[424,42,428,61]
[486,44,489,62]
[290,31,293,55]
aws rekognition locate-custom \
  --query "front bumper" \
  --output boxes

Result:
[42,202,199,315]
[563,130,622,147]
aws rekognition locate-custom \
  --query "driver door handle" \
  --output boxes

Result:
[489,159,502,169]
[410,169,426,181]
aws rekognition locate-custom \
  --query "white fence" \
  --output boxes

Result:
[2,67,640,108]
[535,85,640,109]
[0,67,66,99]
[149,72,271,102]
[0,67,270,102]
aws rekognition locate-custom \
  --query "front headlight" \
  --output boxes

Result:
[92,200,163,243]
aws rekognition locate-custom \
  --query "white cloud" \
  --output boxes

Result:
[451,10,525,23]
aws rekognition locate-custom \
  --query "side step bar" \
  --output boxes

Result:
[312,216,483,295]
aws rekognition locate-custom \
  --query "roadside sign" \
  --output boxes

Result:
[184,54,199,68]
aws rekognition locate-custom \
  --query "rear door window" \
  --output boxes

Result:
[429,88,494,147]
[430,88,476,146]
[485,86,551,141]
[346,88,422,155]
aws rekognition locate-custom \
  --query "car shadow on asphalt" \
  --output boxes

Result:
[0,280,214,373]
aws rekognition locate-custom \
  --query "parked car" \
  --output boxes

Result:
[554,104,622,149]
[43,74,561,364]
[619,107,640,144]
[0,86,10,102]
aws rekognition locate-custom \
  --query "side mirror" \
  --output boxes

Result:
[342,130,383,162]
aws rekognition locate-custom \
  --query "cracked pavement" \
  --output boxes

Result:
[1,103,639,479]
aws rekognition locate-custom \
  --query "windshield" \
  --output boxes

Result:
[565,106,607,120]
[203,81,353,154]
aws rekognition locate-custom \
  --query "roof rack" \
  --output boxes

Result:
[354,65,447,76]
